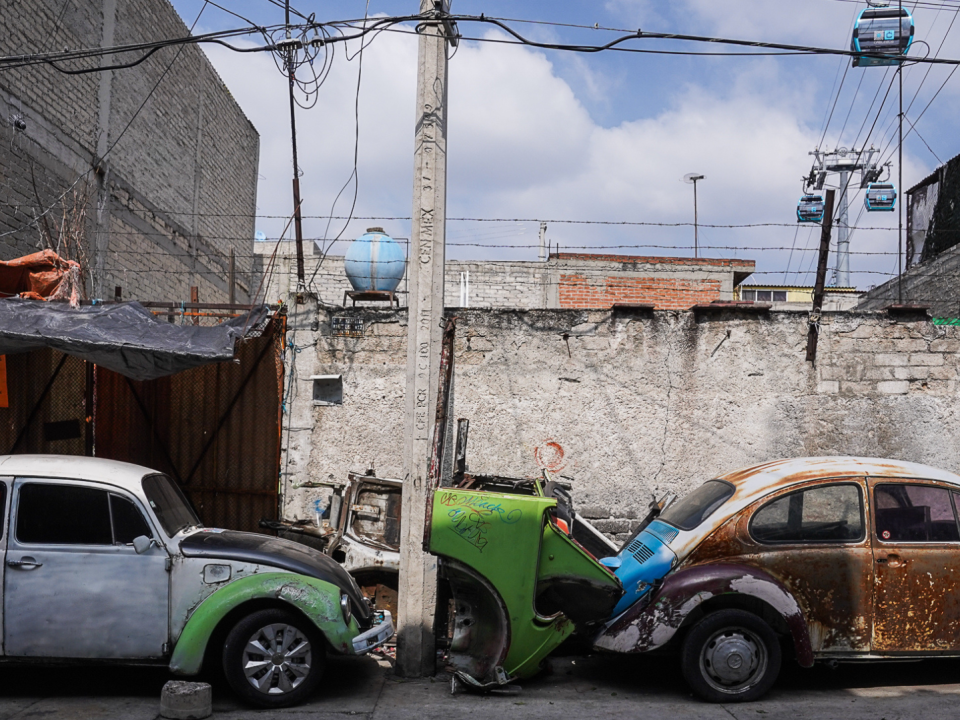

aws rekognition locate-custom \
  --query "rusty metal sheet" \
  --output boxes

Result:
[592,562,814,667]
[868,477,960,652]
[1,349,86,457]
[680,479,874,655]
[93,318,283,531]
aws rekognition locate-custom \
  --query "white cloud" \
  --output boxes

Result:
[203,17,930,286]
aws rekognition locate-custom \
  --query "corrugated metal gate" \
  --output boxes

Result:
[0,317,284,532]
[0,349,89,458]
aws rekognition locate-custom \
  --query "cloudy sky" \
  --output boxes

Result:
[170,0,960,290]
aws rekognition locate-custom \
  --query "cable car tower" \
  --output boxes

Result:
[805,147,888,287]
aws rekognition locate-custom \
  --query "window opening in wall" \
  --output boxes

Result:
[741,289,787,302]
[312,375,343,406]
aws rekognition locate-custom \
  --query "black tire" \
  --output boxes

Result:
[681,609,781,703]
[222,608,326,708]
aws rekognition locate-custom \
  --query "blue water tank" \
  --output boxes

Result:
[343,227,405,292]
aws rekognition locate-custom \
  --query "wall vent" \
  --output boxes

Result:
[311,374,343,406]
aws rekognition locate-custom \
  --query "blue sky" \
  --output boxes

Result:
[169,0,960,290]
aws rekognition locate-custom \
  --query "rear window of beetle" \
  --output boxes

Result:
[660,480,735,531]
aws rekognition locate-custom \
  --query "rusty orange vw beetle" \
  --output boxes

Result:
[428,457,960,702]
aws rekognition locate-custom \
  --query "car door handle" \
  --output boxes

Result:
[7,558,43,569]
[878,554,903,568]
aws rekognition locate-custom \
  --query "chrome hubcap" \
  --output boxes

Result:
[700,627,767,693]
[242,623,312,695]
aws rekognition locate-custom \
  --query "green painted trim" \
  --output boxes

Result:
[168,572,358,675]
[933,318,960,325]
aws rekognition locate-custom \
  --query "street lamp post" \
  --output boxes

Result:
[683,173,705,258]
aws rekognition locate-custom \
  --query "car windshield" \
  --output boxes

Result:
[142,473,201,536]
[659,480,735,531]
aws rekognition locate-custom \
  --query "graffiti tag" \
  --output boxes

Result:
[438,492,522,524]
[447,508,490,552]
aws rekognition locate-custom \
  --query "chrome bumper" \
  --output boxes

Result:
[352,611,394,654]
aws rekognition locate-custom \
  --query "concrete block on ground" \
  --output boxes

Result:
[161,680,212,720]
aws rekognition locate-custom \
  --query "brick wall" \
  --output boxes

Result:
[0,0,258,302]
[559,274,722,310]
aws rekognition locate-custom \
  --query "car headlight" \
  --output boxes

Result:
[340,592,352,624]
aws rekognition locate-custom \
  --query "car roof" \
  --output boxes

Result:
[667,456,960,558]
[0,455,157,494]
[717,456,960,507]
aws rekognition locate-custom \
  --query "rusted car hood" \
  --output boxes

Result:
[180,530,371,622]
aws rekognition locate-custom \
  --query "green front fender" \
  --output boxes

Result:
[169,572,359,675]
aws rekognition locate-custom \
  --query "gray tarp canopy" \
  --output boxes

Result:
[0,299,270,381]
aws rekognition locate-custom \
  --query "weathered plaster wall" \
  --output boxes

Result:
[282,296,960,542]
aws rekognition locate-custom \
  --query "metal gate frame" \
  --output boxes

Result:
[0,315,285,532]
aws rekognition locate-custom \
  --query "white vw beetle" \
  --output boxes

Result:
[0,455,392,708]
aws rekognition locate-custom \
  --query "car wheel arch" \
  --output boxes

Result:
[169,573,356,676]
[593,563,814,667]
[200,597,336,675]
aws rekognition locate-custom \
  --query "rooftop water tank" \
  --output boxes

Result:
[344,227,405,293]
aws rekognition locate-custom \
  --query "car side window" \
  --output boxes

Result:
[875,484,960,542]
[750,483,864,544]
[0,483,6,540]
[17,483,112,545]
[109,494,152,544]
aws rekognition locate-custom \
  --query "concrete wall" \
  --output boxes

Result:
[0,0,259,302]
[281,296,960,543]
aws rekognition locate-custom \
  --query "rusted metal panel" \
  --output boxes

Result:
[94,318,284,531]
[592,562,814,667]
[681,478,874,655]
[1,349,86,457]
[868,477,960,652]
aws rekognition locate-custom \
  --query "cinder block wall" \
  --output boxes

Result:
[281,299,960,543]
[272,252,747,311]
[858,242,960,319]
[0,0,259,302]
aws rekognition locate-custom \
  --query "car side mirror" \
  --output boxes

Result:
[132,535,158,554]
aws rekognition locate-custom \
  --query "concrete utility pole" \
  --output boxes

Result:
[398,0,454,678]
[807,189,835,364]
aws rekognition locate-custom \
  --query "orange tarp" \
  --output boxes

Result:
[0,250,81,304]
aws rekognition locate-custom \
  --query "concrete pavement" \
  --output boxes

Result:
[1,650,959,719]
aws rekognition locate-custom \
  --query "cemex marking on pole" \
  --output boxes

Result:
[398,0,457,678]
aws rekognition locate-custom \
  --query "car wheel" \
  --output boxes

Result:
[681,609,781,703]
[222,608,326,708]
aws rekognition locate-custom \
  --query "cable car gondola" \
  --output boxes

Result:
[797,194,825,223]
[851,4,914,67]
[865,182,897,212]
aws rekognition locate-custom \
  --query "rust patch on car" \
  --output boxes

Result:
[681,515,743,567]
[592,563,814,667]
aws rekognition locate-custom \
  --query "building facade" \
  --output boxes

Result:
[858,152,960,318]
[0,0,260,302]
[738,285,862,311]
[256,240,755,310]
